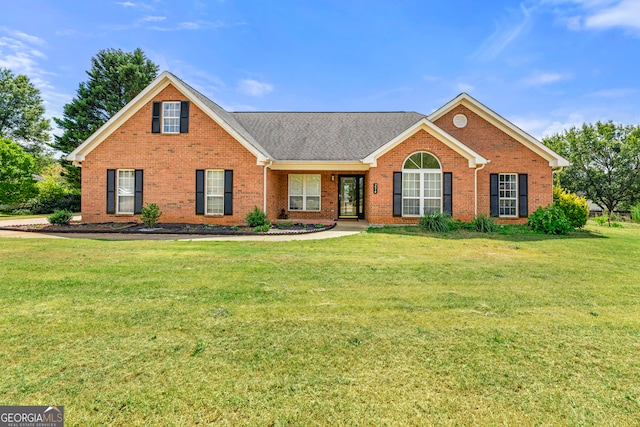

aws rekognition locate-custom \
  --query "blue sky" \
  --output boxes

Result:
[2,0,639,139]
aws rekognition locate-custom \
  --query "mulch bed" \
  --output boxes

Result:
[0,221,336,235]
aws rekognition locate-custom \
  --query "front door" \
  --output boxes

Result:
[338,175,365,219]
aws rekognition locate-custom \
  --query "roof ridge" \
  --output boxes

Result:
[230,111,425,114]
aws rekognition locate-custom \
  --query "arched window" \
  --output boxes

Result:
[402,152,442,216]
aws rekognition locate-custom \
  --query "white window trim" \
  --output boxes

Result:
[288,174,321,212]
[401,152,443,217]
[116,169,135,215]
[499,173,518,218]
[162,101,181,134]
[205,169,225,216]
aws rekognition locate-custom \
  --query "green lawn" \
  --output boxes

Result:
[1,224,639,425]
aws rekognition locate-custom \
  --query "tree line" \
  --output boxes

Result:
[1,47,640,214]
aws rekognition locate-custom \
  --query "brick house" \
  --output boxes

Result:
[67,71,569,225]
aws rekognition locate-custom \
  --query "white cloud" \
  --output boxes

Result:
[141,16,166,22]
[523,71,569,85]
[54,29,77,36]
[542,112,586,137]
[0,28,72,127]
[147,20,228,31]
[473,4,533,61]
[586,88,636,98]
[584,0,640,31]
[543,0,640,34]
[238,79,274,97]
[115,1,154,10]
[456,82,475,92]
[510,116,552,139]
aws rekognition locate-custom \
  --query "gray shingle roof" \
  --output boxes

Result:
[170,72,428,161]
[230,112,426,161]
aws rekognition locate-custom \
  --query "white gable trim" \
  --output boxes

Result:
[429,93,570,167]
[362,118,488,168]
[66,71,268,165]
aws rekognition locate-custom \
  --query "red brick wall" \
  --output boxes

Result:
[81,88,552,226]
[434,105,553,224]
[367,128,476,224]
[81,84,265,225]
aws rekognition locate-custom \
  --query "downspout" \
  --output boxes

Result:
[552,166,564,185]
[474,162,487,217]
[263,160,272,213]
[552,166,564,202]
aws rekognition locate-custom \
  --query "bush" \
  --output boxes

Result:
[246,206,270,227]
[419,212,452,233]
[631,203,640,223]
[21,193,81,214]
[47,209,73,225]
[140,203,162,227]
[593,215,608,226]
[471,214,497,233]
[553,186,589,228]
[253,224,271,232]
[527,205,573,235]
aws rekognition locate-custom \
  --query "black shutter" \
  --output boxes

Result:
[443,172,453,216]
[180,101,190,133]
[224,170,233,215]
[107,169,116,214]
[195,170,205,215]
[519,174,528,218]
[393,172,402,217]
[134,170,143,214]
[490,174,499,217]
[152,102,161,133]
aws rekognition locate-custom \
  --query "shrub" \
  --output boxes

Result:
[527,205,573,235]
[22,193,81,214]
[471,214,497,233]
[419,212,452,233]
[140,203,162,227]
[553,186,589,228]
[593,214,608,226]
[47,209,73,225]
[631,203,640,223]
[253,224,271,232]
[246,206,270,227]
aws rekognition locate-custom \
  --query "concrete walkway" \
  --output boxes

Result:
[0,217,369,241]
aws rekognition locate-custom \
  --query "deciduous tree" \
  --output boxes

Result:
[0,68,51,155]
[543,122,640,212]
[0,138,38,205]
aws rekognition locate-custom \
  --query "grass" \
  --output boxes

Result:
[1,223,639,425]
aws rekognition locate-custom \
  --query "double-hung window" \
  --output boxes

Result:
[162,101,181,133]
[205,170,225,215]
[402,152,442,216]
[289,174,321,211]
[499,173,518,217]
[117,169,135,214]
